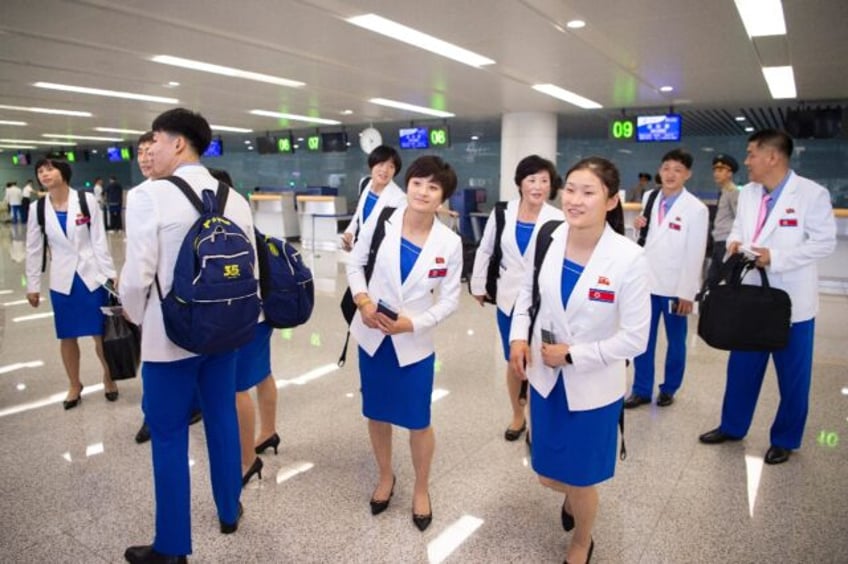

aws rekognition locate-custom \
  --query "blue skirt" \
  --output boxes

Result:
[496,308,512,362]
[530,372,622,487]
[359,339,435,430]
[50,275,107,339]
[235,321,273,392]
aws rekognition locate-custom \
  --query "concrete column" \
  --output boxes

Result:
[499,112,557,200]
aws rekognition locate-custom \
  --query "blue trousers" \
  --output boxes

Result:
[719,319,815,449]
[632,294,688,398]
[142,352,241,556]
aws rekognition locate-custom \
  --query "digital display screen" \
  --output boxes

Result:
[202,137,223,158]
[429,126,450,148]
[305,135,321,152]
[636,114,682,142]
[321,132,348,152]
[12,152,31,166]
[277,133,294,154]
[256,137,276,154]
[399,127,429,149]
[609,119,635,140]
[106,146,132,162]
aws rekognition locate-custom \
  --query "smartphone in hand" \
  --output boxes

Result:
[377,299,399,321]
[541,328,556,344]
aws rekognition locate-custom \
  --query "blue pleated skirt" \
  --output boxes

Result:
[235,321,273,392]
[530,373,623,487]
[359,338,435,430]
[50,274,107,339]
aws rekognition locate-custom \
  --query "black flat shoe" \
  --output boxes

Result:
[698,427,742,444]
[124,544,187,563]
[105,390,119,402]
[623,394,651,409]
[242,457,263,486]
[412,494,432,532]
[504,420,527,442]
[656,392,674,407]
[560,500,574,532]
[370,475,396,515]
[135,423,151,444]
[220,502,243,534]
[764,445,791,465]
[254,432,281,455]
[63,387,83,410]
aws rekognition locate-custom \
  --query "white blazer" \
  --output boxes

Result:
[25,189,116,295]
[510,223,651,411]
[470,199,563,314]
[347,207,462,367]
[119,164,256,362]
[343,180,407,243]
[728,171,836,323]
[641,188,708,300]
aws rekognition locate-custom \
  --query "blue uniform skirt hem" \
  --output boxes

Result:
[50,275,107,339]
[359,339,434,430]
[235,321,273,391]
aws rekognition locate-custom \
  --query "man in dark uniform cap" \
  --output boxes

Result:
[705,153,740,286]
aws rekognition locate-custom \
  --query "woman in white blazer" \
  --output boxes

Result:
[470,155,563,441]
[25,158,118,409]
[510,157,651,564]
[347,156,462,533]
[341,145,406,251]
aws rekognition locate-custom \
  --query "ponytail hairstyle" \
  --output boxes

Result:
[564,156,625,235]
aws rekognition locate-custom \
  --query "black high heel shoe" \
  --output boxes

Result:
[254,432,280,455]
[104,388,119,402]
[369,475,396,515]
[220,502,243,534]
[63,386,84,410]
[412,494,432,532]
[564,538,594,564]
[242,457,263,486]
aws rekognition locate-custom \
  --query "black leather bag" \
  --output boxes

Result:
[102,298,141,380]
[697,256,791,351]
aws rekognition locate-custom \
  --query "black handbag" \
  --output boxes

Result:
[102,297,141,380]
[697,256,792,351]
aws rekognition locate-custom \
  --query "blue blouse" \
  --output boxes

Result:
[55,210,68,235]
[562,259,585,310]
[515,220,535,256]
[400,237,422,284]
[363,190,380,223]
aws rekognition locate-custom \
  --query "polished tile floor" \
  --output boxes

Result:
[1,223,846,563]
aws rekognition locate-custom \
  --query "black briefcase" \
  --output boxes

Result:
[697,256,791,351]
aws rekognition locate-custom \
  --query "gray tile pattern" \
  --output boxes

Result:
[1,227,846,563]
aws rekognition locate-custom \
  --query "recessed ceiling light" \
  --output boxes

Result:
[0,138,77,146]
[0,104,92,117]
[470,135,479,141]
[244,140,252,144]
[347,14,494,68]
[296,137,304,142]
[247,146,254,151]
[531,84,602,109]
[761,66,796,99]
[211,124,253,133]
[43,133,123,142]
[368,98,455,118]
[95,127,146,135]
[745,126,755,132]
[566,20,586,29]
[702,147,715,152]
[340,109,354,115]
[167,81,180,87]
[734,0,786,37]
[34,82,178,104]
[152,55,305,88]
[660,85,674,93]
[0,120,27,126]
[735,116,746,122]
[249,109,342,125]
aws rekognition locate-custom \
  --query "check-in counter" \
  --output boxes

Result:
[250,192,300,239]
[296,195,349,252]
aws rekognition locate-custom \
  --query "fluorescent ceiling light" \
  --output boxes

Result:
[0,138,77,146]
[761,65,796,99]
[734,0,786,37]
[660,85,674,92]
[249,109,341,125]
[152,55,305,88]
[745,126,755,132]
[0,144,38,150]
[566,20,586,29]
[95,127,146,135]
[211,124,254,133]
[34,82,178,104]
[368,98,455,118]
[0,104,92,117]
[43,133,124,142]
[0,120,27,126]
[531,84,602,109]
[735,116,747,121]
[347,14,494,68]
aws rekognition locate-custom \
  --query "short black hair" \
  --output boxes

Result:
[151,108,212,156]
[33,158,72,185]
[748,128,793,160]
[367,145,402,176]
[404,155,458,202]
[514,154,559,200]
[661,148,693,169]
[638,172,652,181]
[137,131,154,146]
[565,156,625,235]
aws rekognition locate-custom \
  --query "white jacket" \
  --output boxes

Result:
[641,188,709,300]
[470,199,563,314]
[728,171,836,323]
[343,180,407,243]
[347,207,462,367]
[119,164,256,362]
[25,189,116,295]
[511,223,651,411]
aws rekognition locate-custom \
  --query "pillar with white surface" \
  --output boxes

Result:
[499,112,558,201]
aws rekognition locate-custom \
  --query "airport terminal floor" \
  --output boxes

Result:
[1,224,846,564]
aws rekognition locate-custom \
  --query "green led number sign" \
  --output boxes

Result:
[307,135,320,151]
[278,137,292,153]
[610,119,635,140]
[429,127,450,148]
[120,147,132,160]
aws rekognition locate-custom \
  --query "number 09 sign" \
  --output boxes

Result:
[609,119,635,140]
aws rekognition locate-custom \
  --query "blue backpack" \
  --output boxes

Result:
[155,176,260,354]
[255,230,314,328]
